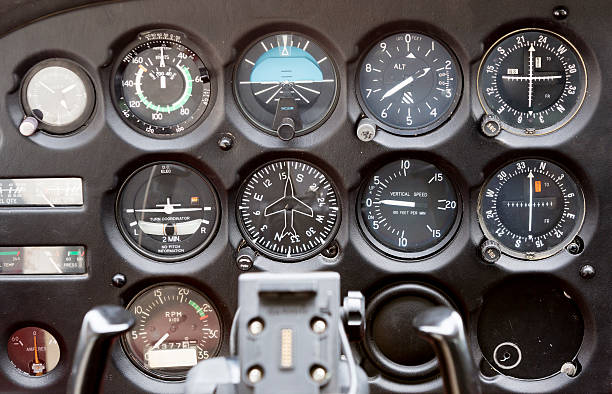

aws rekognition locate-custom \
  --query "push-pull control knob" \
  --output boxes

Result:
[277,117,296,141]
[413,306,481,394]
[67,305,134,394]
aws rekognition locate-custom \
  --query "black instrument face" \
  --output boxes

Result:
[477,29,587,135]
[117,163,220,261]
[113,30,211,137]
[234,32,339,137]
[122,283,222,380]
[358,32,461,136]
[237,159,341,261]
[477,276,584,380]
[359,159,460,259]
[478,159,584,260]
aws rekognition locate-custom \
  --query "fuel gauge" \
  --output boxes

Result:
[8,327,60,376]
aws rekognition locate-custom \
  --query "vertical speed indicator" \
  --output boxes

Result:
[358,159,461,259]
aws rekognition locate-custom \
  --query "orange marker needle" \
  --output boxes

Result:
[33,332,42,376]
[138,64,148,72]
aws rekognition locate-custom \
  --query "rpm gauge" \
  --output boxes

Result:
[359,159,461,259]
[116,162,220,261]
[112,29,211,137]
[478,159,585,260]
[237,159,341,261]
[234,32,339,140]
[358,32,462,136]
[122,283,222,380]
[477,29,587,135]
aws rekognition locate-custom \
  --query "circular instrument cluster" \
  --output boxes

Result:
[478,158,584,260]
[8,327,61,377]
[122,283,222,380]
[112,30,212,137]
[8,21,596,391]
[21,58,95,134]
[358,32,462,135]
[234,33,339,139]
[116,162,220,261]
[358,159,461,259]
[236,159,341,261]
[477,29,587,135]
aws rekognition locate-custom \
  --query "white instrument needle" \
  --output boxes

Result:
[152,333,169,350]
[381,67,431,100]
[528,171,534,232]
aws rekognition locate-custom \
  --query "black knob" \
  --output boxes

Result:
[277,117,296,141]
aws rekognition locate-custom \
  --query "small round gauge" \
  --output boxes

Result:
[8,327,60,376]
[237,159,341,261]
[358,32,462,136]
[112,29,211,137]
[234,32,339,139]
[122,283,222,380]
[478,159,585,260]
[117,162,220,261]
[477,29,587,135]
[359,159,461,259]
[21,58,95,134]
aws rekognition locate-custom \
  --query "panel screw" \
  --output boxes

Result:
[321,241,339,259]
[111,273,126,288]
[579,264,595,279]
[566,236,583,255]
[480,114,502,137]
[480,240,501,263]
[247,366,263,383]
[310,366,328,383]
[248,319,264,335]
[356,117,376,142]
[218,134,234,151]
[236,246,256,271]
[561,361,577,377]
[553,6,569,20]
[311,318,327,334]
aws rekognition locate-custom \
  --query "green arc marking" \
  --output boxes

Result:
[188,300,206,317]
[137,66,193,113]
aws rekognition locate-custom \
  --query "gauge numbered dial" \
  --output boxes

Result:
[21,59,95,134]
[359,159,461,259]
[122,284,222,380]
[358,32,462,136]
[113,29,211,137]
[237,160,341,261]
[8,327,60,376]
[477,29,587,135]
[117,163,220,261]
[478,159,585,259]
[234,33,338,139]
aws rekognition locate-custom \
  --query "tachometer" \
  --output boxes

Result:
[234,33,339,140]
[112,29,211,137]
[116,162,220,261]
[477,29,587,135]
[478,159,585,259]
[121,283,222,380]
